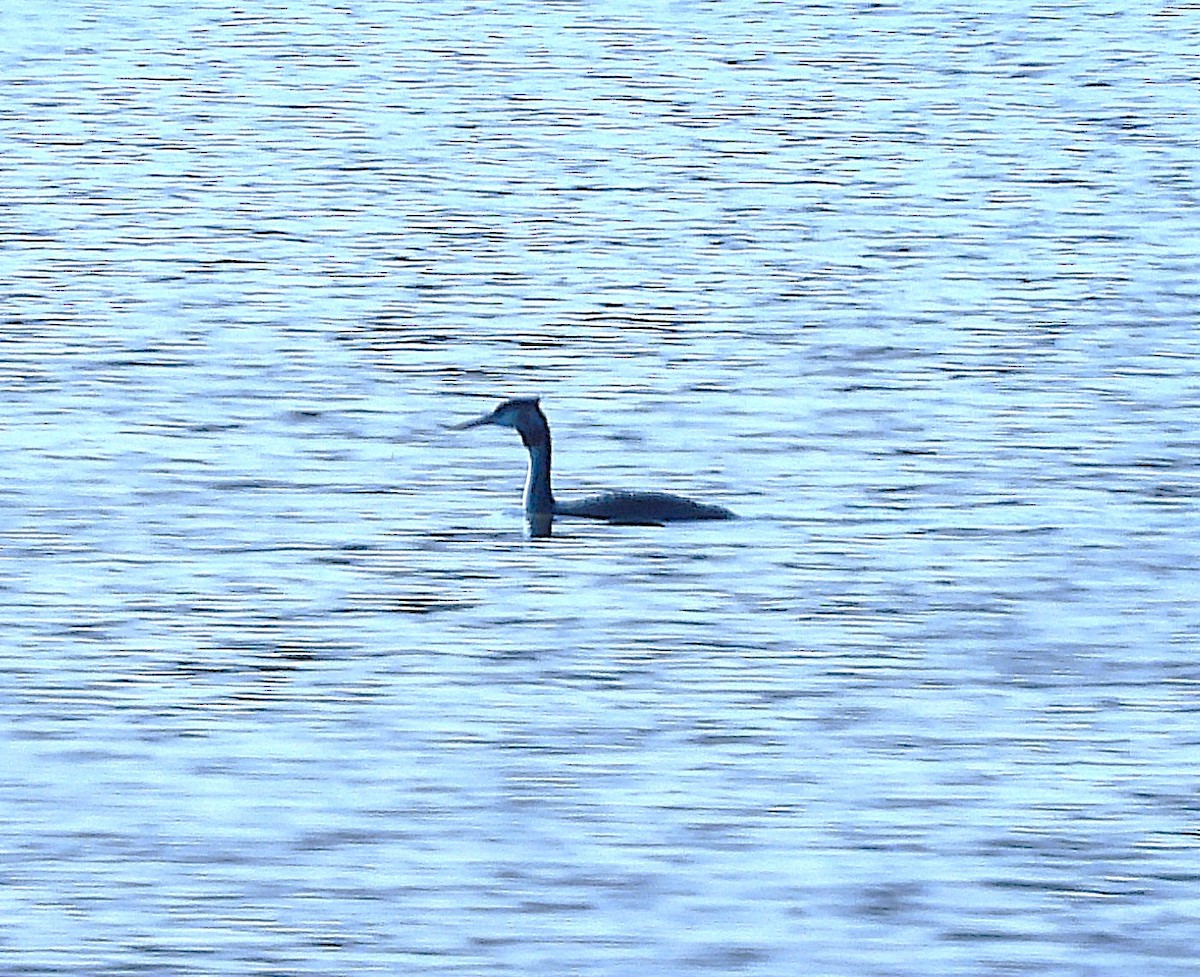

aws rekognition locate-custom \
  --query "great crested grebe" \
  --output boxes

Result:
[450,397,735,537]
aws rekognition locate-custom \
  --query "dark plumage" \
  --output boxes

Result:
[450,397,735,535]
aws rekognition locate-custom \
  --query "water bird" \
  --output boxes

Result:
[450,397,735,536]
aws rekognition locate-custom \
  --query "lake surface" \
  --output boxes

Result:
[3,2,1199,974]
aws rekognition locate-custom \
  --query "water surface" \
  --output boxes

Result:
[3,3,1199,975]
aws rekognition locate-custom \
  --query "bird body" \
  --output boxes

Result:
[450,398,734,536]
[555,490,735,524]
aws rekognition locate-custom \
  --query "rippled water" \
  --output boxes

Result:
[3,2,1199,974]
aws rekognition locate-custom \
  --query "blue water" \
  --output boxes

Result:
[3,3,1199,974]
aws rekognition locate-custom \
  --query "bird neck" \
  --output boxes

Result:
[523,436,554,519]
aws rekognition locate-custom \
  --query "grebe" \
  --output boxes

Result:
[450,397,735,537]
